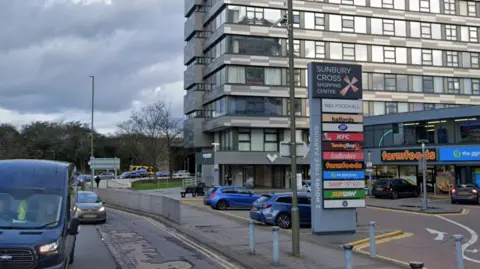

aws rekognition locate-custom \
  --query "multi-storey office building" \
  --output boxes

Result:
[183,0,480,188]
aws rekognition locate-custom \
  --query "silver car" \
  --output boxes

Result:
[75,191,107,223]
[98,171,115,180]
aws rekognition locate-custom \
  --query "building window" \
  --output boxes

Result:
[468,1,477,16]
[470,27,478,42]
[473,79,480,95]
[444,0,456,15]
[445,25,457,41]
[385,102,397,114]
[314,13,325,30]
[472,53,480,68]
[447,78,460,94]
[238,129,251,151]
[384,74,396,91]
[384,47,396,63]
[286,69,301,86]
[246,7,264,22]
[293,11,300,28]
[446,51,459,67]
[342,16,355,32]
[424,104,435,110]
[421,23,431,39]
[264,129,278,151]
[343,44,355,60]
[315,41,325,58]
[245,67,264,84]
[419,0,430,12]
[383,20,394,35]
[382,0,394,8]
[286,40,300,57]
[422,49,433,65]
[423,76,434,93]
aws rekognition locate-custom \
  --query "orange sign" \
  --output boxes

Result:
[381,149,437,162]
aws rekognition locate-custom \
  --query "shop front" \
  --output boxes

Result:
[438,146,480,186]
[368,148,455,193]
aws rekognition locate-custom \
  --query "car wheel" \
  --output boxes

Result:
[275,213,291,229]
[391,191,399,200]
[451,200,456,204]
[99,219,106,224]
[216,200,229,210]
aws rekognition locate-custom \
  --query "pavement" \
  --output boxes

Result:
[100,207,241,269]
[71,224,117,269]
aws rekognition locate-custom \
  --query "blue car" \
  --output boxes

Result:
[250,192,311,229]
[203,186,261,210]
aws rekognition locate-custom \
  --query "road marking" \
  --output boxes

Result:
[425,228,447,241]
[108,208,241,269]
[436,215,480,264]
[466,249,478,253]
[347,230,404,246]
[367,206,469,216]
[354,233,416,268]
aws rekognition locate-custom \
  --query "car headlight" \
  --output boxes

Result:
[39,241,59,254]
[75,207,82,212]
[98,206,105,212]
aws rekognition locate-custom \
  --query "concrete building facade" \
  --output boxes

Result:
[183,0,480,187]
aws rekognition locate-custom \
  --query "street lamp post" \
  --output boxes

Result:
[286,0,300,257]
[418,139,429,211]
[90,76,95,190]
[368,151,372,195]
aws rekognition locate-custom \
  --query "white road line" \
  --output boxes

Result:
[436,215,480,264]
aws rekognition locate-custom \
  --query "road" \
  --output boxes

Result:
[190,199,480,268]
[70,224,117,269]
[101,207,243,269]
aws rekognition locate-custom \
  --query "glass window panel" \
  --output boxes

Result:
[398,102,409,113]
[372,46,384,62]
[410,22,421,38]
[329,15,341,31]
[412,76,423,92]
[371,19,383,35]
[355,17,367,33]
[431,24,441,39]
[434,77,444,93]
[395,20,406,36]
[411,49,421,65]
[305,41,315,58]
[305,12,315,29]
[463,78,472,94]
[330,43,342,60]
[373,102,385,116]
[355,44,367,61]
[432,50,443,66]
[372,74,384,90]
[396,48,407,64]
[397,75,408,92]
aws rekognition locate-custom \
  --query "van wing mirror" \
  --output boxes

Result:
[68,218,80,235]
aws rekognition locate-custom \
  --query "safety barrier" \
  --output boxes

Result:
[96,188,181,223]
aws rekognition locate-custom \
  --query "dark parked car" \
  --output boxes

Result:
[250,192,311,229]
[451,184,480,204]
[372,178,420,199]
[203,186,261,210]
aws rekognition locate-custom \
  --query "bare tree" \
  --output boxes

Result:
[116,119,146,166]
[158,103,183,181]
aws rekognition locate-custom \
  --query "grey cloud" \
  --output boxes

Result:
[0,0,184,116]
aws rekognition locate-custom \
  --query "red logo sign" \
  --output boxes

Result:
[323,152,365,161]
[322,132,364,142]
[322,142,363,151]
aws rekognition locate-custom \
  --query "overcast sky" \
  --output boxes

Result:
[0,0,184,134]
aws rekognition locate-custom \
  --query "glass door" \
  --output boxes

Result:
[243,166,255,188]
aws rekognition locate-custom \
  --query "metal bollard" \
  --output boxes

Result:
[369,221,376,257]
[343,244,353,269]
[452,235,465,269]
[273,227,280,265]
[249,220,255,255]
[408,261,424,269]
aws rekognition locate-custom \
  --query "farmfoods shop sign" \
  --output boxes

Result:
[381,149,437,162]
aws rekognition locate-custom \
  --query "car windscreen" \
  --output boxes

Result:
[206,187,217,193]
[305,180,311,186]
[455,184,476,191]
[0,188,63,229]
[375,179,390,187]
[77,192,101,203]
[255,195,272,203]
